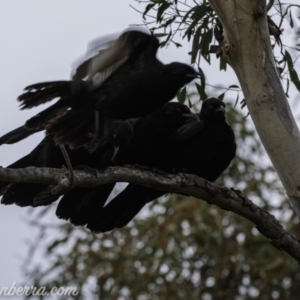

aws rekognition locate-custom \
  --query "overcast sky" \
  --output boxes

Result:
[0,0,201,293]
[0,0,299,296]
[0,0,141,292]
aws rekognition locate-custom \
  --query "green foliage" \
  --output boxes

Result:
[176,86,186,103]
[285,50,300,93]
[140,0,300,100]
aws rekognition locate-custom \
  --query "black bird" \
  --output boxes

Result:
[0,99,235,232]
[55,102,198,225]
[0,121,134,206]
[12,28,200,151]
[0,103,197,225]
[48,98,234,232]
[86,98,236,232]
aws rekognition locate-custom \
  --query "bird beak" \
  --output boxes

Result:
[215,106,225,114]
[186,72,201,79]
[111,146,120,162]
[183,112,199,121]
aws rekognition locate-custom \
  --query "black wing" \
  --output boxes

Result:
[14,29,159,149]
[174,119,205,143]
[87,184,165,232]
[56,183,116,226]
[0,126,41,145]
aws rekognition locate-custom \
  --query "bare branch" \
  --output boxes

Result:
[0,165,300,263]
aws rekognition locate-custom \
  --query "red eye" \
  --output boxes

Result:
[209,105,214,109]
[176,108,182,112]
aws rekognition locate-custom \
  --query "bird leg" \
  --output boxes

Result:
[59,144,74,189]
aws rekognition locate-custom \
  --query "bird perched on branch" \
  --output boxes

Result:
[55,102,198,225]
[0,102,197,211]
[86,98,236,232]
[0,99,235,233]
[8,27,200,152]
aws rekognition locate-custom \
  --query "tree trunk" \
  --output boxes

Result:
[209,0,300,217]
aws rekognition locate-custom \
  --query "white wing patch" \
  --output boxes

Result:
[72,27,151,90]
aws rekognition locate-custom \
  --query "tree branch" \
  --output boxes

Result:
[1,165,300,262]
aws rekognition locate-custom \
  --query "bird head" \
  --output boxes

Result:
[166,63,202,85]
[162,102,199,121]
[199,98,226,122]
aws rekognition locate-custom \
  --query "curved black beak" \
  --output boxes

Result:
[186,71,201,79]
[215,106,225,114]
[111,145,120,162]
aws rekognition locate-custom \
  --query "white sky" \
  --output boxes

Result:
[0,0,200,292]
[0,0,299,296]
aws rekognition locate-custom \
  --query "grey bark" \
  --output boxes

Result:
[0,165,300,263]
[208,0,300,217]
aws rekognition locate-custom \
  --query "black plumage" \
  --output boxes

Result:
[0,102,197,223]
[87,98,236,232]
[13,28,200,151]
[56,102,197,225]
[0,99,235,232]
[0,126,41,145]
[0,135,100,207]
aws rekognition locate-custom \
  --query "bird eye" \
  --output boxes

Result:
[176,108,182,112]
[209,105,214,109]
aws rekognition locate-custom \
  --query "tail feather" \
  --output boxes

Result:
[1,183,47,207]
[18,79,93,149]
[87,185,164,232]
[19,80,88,135]
[25,99,69,129]
[70,184,115,226]
[116,189,164,229]
[0,126,42,145]
[33,187,61,207]
[18,81,72,109]
[56,183,115,226]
